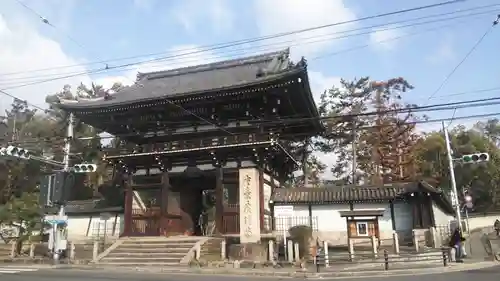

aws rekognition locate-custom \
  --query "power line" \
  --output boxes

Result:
[0,1,469,90]
[0,14,484,90]
[425,14,500,102]
[2,7,495,86]
[11,94,500,145]
[0,1,484,78]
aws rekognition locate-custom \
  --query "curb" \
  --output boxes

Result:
[49,261,499,278]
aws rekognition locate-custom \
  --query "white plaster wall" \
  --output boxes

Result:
[66,214,124,242]
[311,204,349,246]
[432,202,453,226]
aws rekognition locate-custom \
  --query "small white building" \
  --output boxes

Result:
[45,199,124,242]
[270,181,454,246]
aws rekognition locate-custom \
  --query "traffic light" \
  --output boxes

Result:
[0,145,31,159]
[462,153,489,164]
[72,164,97,173]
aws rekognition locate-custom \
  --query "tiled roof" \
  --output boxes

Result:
[58,49,295,109]
[271,182,441,204]
[45,199,123,215]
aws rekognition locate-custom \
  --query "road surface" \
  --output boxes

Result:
[0,264,500,281]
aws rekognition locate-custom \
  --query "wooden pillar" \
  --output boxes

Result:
[123,173,133,236]
[215,167,224,234]
[161,171,170,236]
[389,200,396,231]
[258,169,264,231]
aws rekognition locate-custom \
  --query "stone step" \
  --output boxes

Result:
[100,257,182,263]
[107,252,186,257]
[99,261,179,267]
[113,247,192,253]
[120,242,196,247]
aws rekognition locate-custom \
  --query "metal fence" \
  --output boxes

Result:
[273,216,319,232]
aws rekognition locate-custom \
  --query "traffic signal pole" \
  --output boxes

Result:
[52,113,74,261]
[442,121,462,231]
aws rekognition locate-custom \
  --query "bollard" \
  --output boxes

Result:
[370,236,378,258]
[92,240,99,262]
[412,230,419,252]
[29,243,35,258]
[287,240,294,263]
[10,241,16,258]
[392,231,400,254]
[268,240,274,262]
[323,240,329,267]
[70,242,76,261]
[316,251,321,273]
[221,240,226,260]
[195,243,201,260]
[294,242,300,262]
[442,247,448,267]
[348,238,355,261]
[384,249,389,270]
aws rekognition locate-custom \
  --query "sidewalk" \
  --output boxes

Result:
[52,260,499,278]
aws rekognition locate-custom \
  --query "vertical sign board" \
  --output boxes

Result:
[239,168,261,243]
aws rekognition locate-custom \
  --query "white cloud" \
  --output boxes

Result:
[170,0,234,34]
[0,13,90,112]
[369,25,404,51]
[253,0,356,60]
[308,71,341,103]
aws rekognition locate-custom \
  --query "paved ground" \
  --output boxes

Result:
[0,263,498,281]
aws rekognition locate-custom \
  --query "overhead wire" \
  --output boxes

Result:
[10,94,500,146]
[1,0,471,90]
[425,14,500,102]
[2,7,497,86]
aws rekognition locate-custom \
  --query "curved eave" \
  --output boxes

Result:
[57,68,305,112]
[298,68,324,133]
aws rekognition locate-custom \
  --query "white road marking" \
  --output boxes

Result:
[0,267,40,274]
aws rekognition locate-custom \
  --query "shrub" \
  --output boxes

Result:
[288,225,312,259]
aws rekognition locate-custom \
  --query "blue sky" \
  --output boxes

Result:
[0,0,499,133]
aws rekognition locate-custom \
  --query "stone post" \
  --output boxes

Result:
[29,243,35,258]
[10,240,16,258]
[392,231,400,254]
[348,238,355,260]
[293,242,300,262]
[221,240,226,260]
[370,236,378,258]
[430,227,438,248]
[287,240,294,263]
[268,240,274,262]
[412,229,419,252]
[92,240,99,262]
[70,242,76,261]
[195,244,201,260]
[323,240,329,267]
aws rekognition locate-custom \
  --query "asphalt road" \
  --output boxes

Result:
[0,265,499,281]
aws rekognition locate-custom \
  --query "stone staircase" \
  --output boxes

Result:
[96,236,208,266]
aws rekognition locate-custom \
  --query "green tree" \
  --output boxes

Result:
[414,122,500,211]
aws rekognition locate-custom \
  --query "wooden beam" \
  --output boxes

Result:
[123,173,133,236]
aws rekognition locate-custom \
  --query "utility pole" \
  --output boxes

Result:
[52,113,74,261]
[442,121,462,231]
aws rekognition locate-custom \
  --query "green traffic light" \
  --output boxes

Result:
[463,155,472,162]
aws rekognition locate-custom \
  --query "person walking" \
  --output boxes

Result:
[449,228,466,262]
[494,219,500,236]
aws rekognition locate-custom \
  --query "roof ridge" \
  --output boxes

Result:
[137,49,290,81]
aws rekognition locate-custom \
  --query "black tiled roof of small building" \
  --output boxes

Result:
[58,49,296,109]
[45,199,123,215]
[270,182,439,204]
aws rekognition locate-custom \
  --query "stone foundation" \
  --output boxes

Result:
[227,243,267,262]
